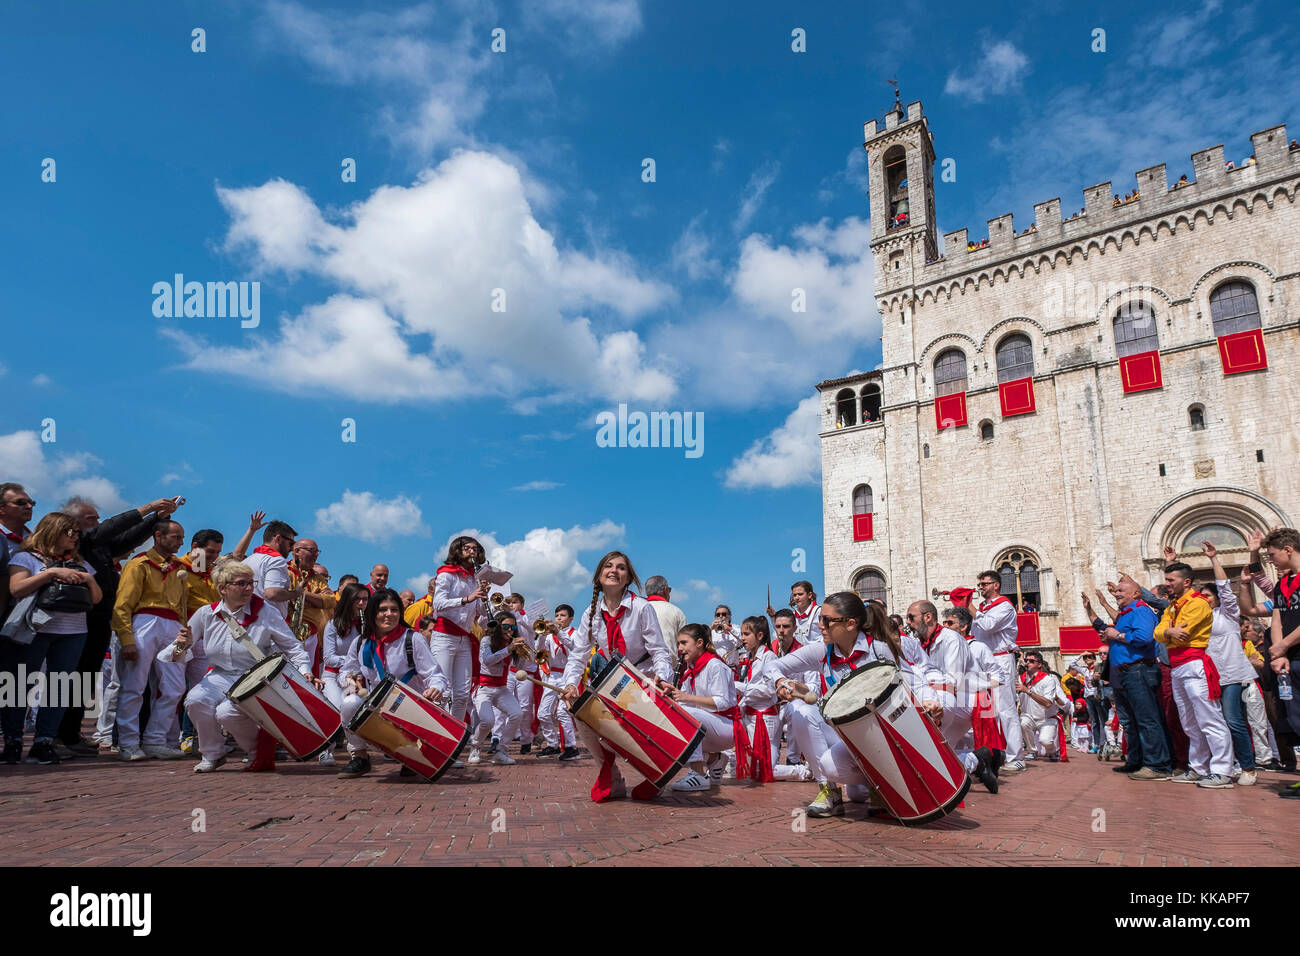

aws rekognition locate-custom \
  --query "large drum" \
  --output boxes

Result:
[348,676,470,782]
[819,660,970,825]
[226,654,342,760]
[570,654,704,790]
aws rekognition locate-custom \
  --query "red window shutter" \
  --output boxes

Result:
[1015,611,1040,646]
[852,513,873,542]
[1118,350,1163,393]
[1218,328,1268,374]
[1058,625,1102,654]
[998,377,1036,417]
[934,391,968,430]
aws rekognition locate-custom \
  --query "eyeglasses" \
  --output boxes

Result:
[941,619,957,627]
[715,612,729,618]
[8,498,35,508]
[819,615,848,628]
[228,579,255,588]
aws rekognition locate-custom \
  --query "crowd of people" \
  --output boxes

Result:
[3,480,1299,817]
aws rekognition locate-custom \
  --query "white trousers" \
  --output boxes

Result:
[116,615,184,749]
[339,693,370,754]
[991,654,1024,761]
[429,634,475,725]
[537,683,575,748]
[787,699,870,787]
[474,683,520,747]
[1171,659,1234,777]
[779,702,802,762]
[1020,714,1060,756]
[184,668,260,762]
[746,712,810,780]
[95,638,121,745]
[495,671,535,743]
[680,705,735,764]
[1242,680,1274,761]
[171,656,209,744]
[936,692,977,772]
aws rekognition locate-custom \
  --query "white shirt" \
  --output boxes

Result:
[681,655,738,712]
[1207,578,1256,686]
[561,591,673,689]
[648,597,687,660]
[792,602,822,646]
[1019,669,1069,722]
[920,626,974,691]
[163,597,309,676]
[735,645,780,712]
[543,625,573,674]
[963,636,998,692]
[710,623,742,665]
[245,549,291,617]
[430,567,486,635]
[321,618,361,673]
[761,631,937,704]
[479,635,517,682]
[339,629,447,697]
[514,615,539,674]
[971,596,1018,655]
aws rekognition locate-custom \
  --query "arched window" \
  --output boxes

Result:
[1181,524,1246,551]
[852,484,873,515]
[1113,301,1159,356]
[861,383,882,422]
[995,549,1041,610]
[852,569,887,606]
[933,348,968,396]
[979,420,994,441]
[835,388,857,428]
[1209,280,1261,336]
[1189,404,1206,430]
[995,332,1034,383]
[884,145,909,228]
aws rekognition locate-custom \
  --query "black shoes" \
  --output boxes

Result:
[1113,763,1140,773]
[973,746,999,794]
[520,743,532,755]
[534,746,561,757]
[25,741,59,765]
[337,755,371,778]
[559,747,580,761]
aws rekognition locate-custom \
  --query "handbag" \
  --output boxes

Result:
[34,558,94,614]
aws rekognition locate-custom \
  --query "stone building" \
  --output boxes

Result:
[818,97,1300,656]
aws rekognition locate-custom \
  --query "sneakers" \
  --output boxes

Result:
[1001,760,1026,774]
[142,744,185,760]
[487,737,500,755]
[194,757,226,773]
[1258,758,1285,772]
[1236,770,1257,787]
[467,748,482,765]
[98,744,119,756]
[2,739,22,764]
[120,746,149,762]
[1197,773,1234,789]
[670,770,711,792]
[337,755,371,778]
[1278,782,1300,799]
[706,754,726,782]
[25,741,60,765]
[318,749,337,767]
[559,747,580,761]
[806,783,845,817]
[534,746,561,758]
[492,751,517,765]
[179,736,197,755]
[973,746,999,793]
[1127,767,1172,781]
[1168,770,1203,784]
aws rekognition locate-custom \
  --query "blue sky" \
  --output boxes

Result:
[3,0,1297,621]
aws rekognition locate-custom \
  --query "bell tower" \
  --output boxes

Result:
[864,93,937,294]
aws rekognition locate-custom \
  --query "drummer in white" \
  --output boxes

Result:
[969,570,1026,772]
[735,615,810,782]
[163,560,319,773]
[664,624,745,792]
[534,604,578,759]
[760,592,942,818]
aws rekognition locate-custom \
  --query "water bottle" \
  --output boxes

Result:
[1279,672,1293,702]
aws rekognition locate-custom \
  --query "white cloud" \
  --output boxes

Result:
[0,431,127,512]
[944,40,1030,102]
[314,490,430,545]
[524,0,643,49]
[511,480,563,492]
[688,578,724,603]
[441,520,625,607]
[671,214,722,281]
[724,395,822,490]
[734,162,780,234]
[177,151,677,407]
[32,374,52,387]
[730,216,876,343]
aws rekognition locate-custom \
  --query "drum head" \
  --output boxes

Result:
[345,675,395,733]
[820,660,899,725]
[227,654,286,701]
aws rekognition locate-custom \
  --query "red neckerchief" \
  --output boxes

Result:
[645,594,667,603]
[684,651,722,692]
[1116,600,1151,618]
[978,596,1010,612]
[918,626,938,652]
[252,545,282,558]
[372,622,406,646]
[181,554,211,581]
[1166,591,1207,630]
[2,528,22,543]
[211,595,265,628]
[794,605,814,620]
[140,550,180,577]
[436,564,473,578]
[828,644,869,668]
[1023,668,1050,689]
[602,603,628,656]
[1279,572,1300,604]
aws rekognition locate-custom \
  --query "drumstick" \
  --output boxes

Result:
[514,669,567,694]
[783,679,818,705]
[176,568,188,621]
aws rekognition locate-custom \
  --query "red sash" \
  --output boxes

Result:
[433,617,471,638]
[1167,646,1222,700]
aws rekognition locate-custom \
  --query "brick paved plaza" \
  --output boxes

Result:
[2,742,1295,867]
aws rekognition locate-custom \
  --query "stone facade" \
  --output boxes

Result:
[819,98,1300,652]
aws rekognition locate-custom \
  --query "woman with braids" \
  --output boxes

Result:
[429,536,491,729]
[560,550,675,802]
[757,591,942,818]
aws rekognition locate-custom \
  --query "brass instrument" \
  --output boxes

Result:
[290,566,313,642]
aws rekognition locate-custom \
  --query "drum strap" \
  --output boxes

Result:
[218,609,267,663]
[402,631,417,683]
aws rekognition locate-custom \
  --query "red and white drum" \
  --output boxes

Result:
[348,676,470,781]
[226,654,342,760]
[570,655,704,789]
[819,660,969,825]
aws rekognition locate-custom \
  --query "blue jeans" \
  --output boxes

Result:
[1115,660,1171,772]
[1085,696,1108,743]
[1219,682,1255,771]
[0,631,89,742]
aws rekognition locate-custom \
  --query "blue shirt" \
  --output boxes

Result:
[1097,601,1160,667]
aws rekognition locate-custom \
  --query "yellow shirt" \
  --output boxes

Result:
[289,564,335,637]
[1155,592,1213,650]
[179,554,220,615]
[404,594,434,629]
[112,549,188,647]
